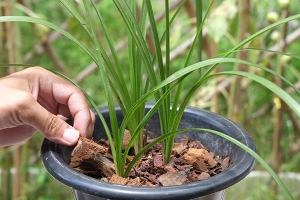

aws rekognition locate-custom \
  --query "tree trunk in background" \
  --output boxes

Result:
[232,0,250,123]
[4,0,22,198]
[4,0,16,74]
[271,5,290,194]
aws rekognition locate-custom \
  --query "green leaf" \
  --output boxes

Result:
[217,71,300,118]
[0,16,97,63]
[60,0,93,41]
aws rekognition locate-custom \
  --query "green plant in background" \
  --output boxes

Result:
[1,0,300,199]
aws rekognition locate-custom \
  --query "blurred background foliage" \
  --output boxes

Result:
[0,0,300,199]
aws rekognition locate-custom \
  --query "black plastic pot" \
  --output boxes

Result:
[41,104,256,200]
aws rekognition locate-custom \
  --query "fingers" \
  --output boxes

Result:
[53,92,95,139]
[57,104,72,119]
[33,67,95,139]
[86,109,95,138]
[57,104,95,139]
[22,100,81,146]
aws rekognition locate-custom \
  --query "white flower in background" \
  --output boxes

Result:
[266,11,279,23]
[281,55,291,64]
[278,0,290,8]
[270,31,280,41]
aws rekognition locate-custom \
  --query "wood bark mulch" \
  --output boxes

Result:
[69,130,231,187]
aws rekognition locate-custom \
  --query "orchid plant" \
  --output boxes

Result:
[1,1,300,199]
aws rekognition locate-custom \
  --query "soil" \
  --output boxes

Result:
[69,130,231,187]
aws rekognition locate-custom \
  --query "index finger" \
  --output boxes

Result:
[34,67,95,137]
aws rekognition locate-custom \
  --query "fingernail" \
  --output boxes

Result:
[63,126,80,144]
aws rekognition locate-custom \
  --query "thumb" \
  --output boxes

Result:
[24,102,80,146]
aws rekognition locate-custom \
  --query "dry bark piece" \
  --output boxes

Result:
[72,156,115,177]
[174,157,186,165]
[153,154,163,168]
[172,143,187,155]
[180,136,189,146]
[109,174,128,185]
[165,165,177,172]
[140,160,151,172]
[147,173,160,184]
[183,148,218,172]
[188,171,198,182]
[157,172,187,186]
[91,156,115,177]
[69,137,114,177]
[221,157,230,170]
[188,141,204,149]
[152,142,163,152]
[70,137,109,167]
[127,177,142,186]
[198,172,211,181]
[145,181,160,187]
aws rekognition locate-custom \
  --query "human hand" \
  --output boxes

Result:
[0,67,95,147]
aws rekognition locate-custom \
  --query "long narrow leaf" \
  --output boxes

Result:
[217,71,300,118]
[60,0,93,41]
[145,0,169,144]
[0,16,97,63]
[145,0,164,82]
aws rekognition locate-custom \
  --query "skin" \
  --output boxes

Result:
[0,67,95,147]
